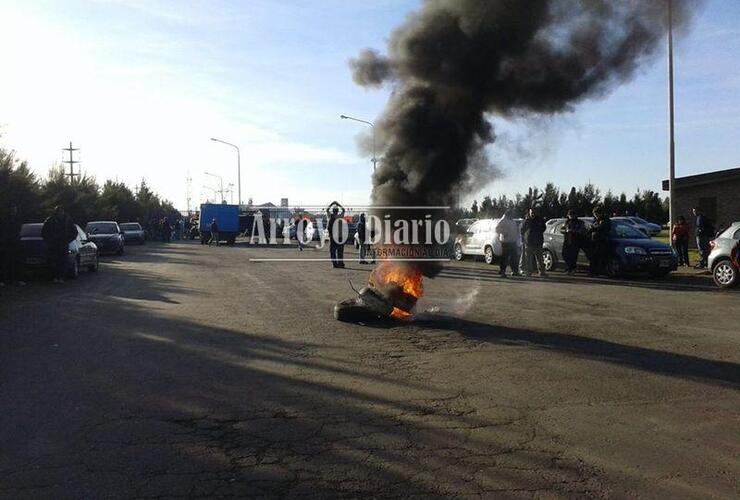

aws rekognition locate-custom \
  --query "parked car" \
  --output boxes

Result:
[453,218,523,265]
[20,223,99,278]
[542,219,677,277]
[708,221,740,289]
[85,221,125,255]
[119,222,145,245]
[611,216,661,237]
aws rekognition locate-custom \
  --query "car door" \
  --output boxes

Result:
[472,220,492,255]
[76,226,93,266]
[546,222,565,261]
[462,221,482,254]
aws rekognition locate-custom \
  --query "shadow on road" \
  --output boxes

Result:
[1,247,599,497]
[410,315,740,389]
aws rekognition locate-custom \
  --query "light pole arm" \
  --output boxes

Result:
[210,137,242,205]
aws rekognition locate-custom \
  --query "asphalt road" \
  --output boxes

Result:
[1,241,738,499]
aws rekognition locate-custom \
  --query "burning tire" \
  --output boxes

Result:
[334,299,385,323]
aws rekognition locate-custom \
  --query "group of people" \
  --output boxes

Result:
[148,217,186,243]
[495,206,614,278]
[671,207,715,269]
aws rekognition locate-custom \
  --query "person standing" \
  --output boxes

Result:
[588,207,612,276]
[520,207,547,277]
[41,206,77,284]
[357,213,370,264]
[560,209,586,274]
[326,201,346,268]
[495,209,519,277]
[161,218,172,243]
[671,215,690,267]
[209,218,219,246]
[0,203,26,287]
[692,207,714,269]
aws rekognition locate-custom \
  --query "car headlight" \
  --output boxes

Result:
[623,246,647,255]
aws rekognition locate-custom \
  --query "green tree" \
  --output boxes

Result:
[0,148,42,222]
[41,166,100,225]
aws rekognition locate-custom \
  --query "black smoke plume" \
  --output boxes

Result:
[351,0,700,207]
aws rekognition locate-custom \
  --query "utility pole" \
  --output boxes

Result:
[186,171,193,215]
[62,141,80,184]
[668,0,676,229]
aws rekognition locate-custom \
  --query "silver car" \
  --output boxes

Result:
[708,221,740,289]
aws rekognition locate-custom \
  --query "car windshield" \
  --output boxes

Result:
[20,224,42,237]
[611,223,648,239]
[630,217,649,225]
[120,223,142,231]
[86,222,118,234]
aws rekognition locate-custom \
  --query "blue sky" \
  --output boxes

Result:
[1,0,738,211]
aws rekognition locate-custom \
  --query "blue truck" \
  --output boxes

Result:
[199,203,240,245]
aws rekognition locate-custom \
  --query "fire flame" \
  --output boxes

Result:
[369,261,424,320]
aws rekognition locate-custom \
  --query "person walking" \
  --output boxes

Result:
[495,209,519,277]
[161,218,172,243]
[671,215,690,267]
[41,206,77,284]
[520,207,547,277]
[588,207,612,276]
[692,207,714,269]
[209,218,219,246]
[326,201,346,268]
[0,203,26,287]
[560,209,586,274]
[357,213,370,264]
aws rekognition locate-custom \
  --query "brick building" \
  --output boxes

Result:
[663,167,740,246]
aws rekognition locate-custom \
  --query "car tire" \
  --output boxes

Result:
[542,249,555,272]
[69,258,80,280]
[454,244,464,261]
[606,258,621,278]
[650,269,670,279]
[484,246,495,265]
[712,259,738,289]
[88,255,99,273]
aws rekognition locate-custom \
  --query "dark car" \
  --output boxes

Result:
[119,222,145,245]
[20,223,99,279]
[85,221,125,255]
[542,219,677,278]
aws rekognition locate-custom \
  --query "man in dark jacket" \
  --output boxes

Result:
[520,207,547,277]
[326,201,346,268]
[357,213,369,264]
[692,207,714,269]
[0,203,26,287]
[560,209,587,274]
[588,207,611,276]
[41,206,77,283]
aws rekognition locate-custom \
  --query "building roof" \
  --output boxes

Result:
[662,167,740,191]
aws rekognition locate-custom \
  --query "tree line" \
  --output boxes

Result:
[465,182,669,223]
[1,147,181,227]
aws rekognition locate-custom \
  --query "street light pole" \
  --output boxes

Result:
[340,114,377,171]
[204,172,224,203]
[210,138,241,205]
[668,0,676,230]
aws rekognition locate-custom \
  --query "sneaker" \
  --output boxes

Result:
[16,281,27,287]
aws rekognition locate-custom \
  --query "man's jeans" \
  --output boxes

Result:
[526,244,545,275]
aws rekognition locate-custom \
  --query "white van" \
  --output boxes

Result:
[453,218,523,264]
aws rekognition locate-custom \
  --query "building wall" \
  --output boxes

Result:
[674,178,740,247]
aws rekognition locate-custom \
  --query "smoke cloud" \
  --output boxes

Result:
[350,0,700,207]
